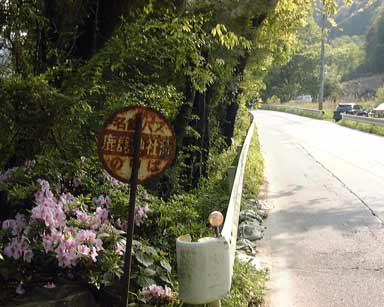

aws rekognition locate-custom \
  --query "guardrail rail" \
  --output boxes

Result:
[342,113,384,126]
[260,103,324,115]
[176,112,256,305]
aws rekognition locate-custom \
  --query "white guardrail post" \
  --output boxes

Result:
[342,113,384,126]
[176,112,256,305]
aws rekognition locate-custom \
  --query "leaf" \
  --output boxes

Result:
[160,259,172,273]
[137,276,155,288]
[142,245,157,256]
[135,251,154,267]
[159,273,171,284]
[327,17,337,28]
[142,268,156,277]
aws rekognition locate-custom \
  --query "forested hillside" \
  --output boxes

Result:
[331,0,383,37]
[262,0,384,102]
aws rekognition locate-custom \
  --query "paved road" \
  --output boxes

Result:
[252,110,384,307]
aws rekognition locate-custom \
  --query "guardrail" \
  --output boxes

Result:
[221,114,255,275]
[260,103,324,115]
[176,113,256,305]
[342,113,384,126]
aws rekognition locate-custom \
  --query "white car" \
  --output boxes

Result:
[372,103,384,118]
[293,95,312,103]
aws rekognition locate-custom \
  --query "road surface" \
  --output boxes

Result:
[252,110,384,307]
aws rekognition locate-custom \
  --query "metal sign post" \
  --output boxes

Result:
[123,113,142,307]
[98,106,176,307]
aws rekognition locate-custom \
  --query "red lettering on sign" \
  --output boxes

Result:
[112,117,127,131]
[147,159,161,173]
[98,106,176,183]
[103,134,117,152]
[110,157,123,170]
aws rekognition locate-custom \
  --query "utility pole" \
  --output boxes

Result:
[319,1,326,111]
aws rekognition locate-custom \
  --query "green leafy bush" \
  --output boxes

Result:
[222,259,269,307]
[0,76,75,168]
[0,158,180,305]
[266,95,281,104]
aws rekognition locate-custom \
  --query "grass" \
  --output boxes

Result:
[285,100,335,114]
[338,118,384,137]
[222,259,269,307]
[260,104,328,120]
[243,125,264,201]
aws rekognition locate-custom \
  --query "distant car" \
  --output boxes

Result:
[293,95,312,103]
[365,107,376,117]
[371,103,384,118]
[333,103,366,121]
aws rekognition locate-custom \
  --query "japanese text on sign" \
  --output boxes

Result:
[98,106,176,183]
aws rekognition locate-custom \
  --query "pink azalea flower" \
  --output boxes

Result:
[37,179,50,192]
[90,247,98,262]
[24,160,36,169]
[43,282,56,289]
[65,238,76,248]
[103,170,125,186]
[32,180,66,229]
[43,234,54,252]
[56,244,78,268]
[23,249,33,263]
[0,167,18,183]
[3,244,14,258]
[164,286,173,299]
[93,195,111,207]
[95,207,108,223]
[77,244,90,256]
[134,205,150,226]
[142,284,173,302]
[73,177,82,188]
[76,210,91,224]
[76,230,96,242]
[2,219,16,233]
[115,242,125,256]
[16,283,25,295]
[3,238,30,261]
[2,215,25,236]
[59,193,75,207]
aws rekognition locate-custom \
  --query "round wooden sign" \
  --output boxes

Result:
[98,106,176,183]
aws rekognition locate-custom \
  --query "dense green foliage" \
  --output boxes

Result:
[337,2,384,79]
[0,0,277,195]
[0,103,250,305]
[262,14,365,102]
[330,0,382,38]
[0,0,347,305]
[365,4,384,73]
[222,259,269,307]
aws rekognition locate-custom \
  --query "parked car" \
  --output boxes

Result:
[293,95,312,103]
[365,107,374,117]
[371,103,384,118]
[333,103,366,121]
